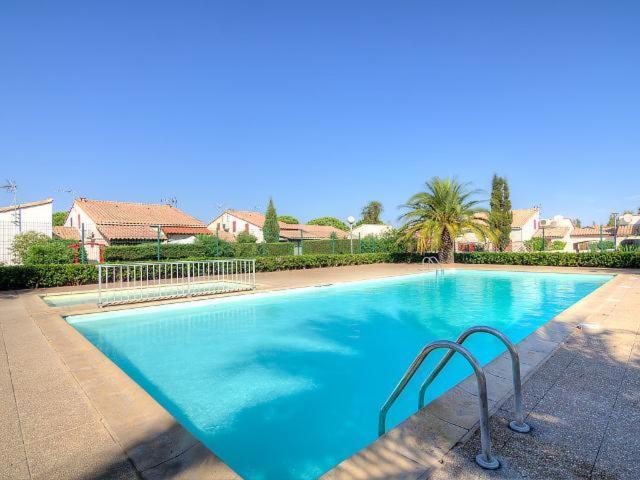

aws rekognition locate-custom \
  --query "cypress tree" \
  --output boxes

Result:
[489,174,513,251]
[263,198,280,243]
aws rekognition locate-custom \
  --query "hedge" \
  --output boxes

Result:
[103,242,296,262]
[454,251,640,268]
[0,253,424,290]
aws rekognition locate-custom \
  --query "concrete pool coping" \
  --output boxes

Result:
[2,263,635,479]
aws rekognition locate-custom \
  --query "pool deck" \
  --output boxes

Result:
[1,263,638,479]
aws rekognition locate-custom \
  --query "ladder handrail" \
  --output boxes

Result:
[418,326,530,433]
[378,340,499,469]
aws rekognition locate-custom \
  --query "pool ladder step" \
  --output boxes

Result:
[378,326,530,470]
[422,256,445,275]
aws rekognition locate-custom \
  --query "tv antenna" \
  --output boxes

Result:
[1,179,18,206]
[161,196,178,207]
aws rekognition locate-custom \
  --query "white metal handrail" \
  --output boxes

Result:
[378,340,500,469]
[421,256,444,274]
[97,259,256,307]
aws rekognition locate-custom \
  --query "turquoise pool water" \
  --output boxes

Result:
[67,270,611,480]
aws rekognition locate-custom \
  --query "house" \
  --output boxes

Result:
[208,210,348,244]
[531,215,575,252]
[569,224,640,251]
[457,208,540,252]
[352,224,392,238]
[62,198,211,261]
[0,198,53,264]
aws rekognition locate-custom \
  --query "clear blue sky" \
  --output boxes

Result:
[1,1,639,225]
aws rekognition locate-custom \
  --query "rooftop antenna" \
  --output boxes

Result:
[1,180,18,205]
[161,196,178,207]
[1,180,19,224]
[58,187,79,198]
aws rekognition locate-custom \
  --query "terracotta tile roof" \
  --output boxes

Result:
[97,225,167,242]
[279,224,348,240]
[226,210,268,228]
[0,198,52,214]
[533,227,569,239]
[161,226,212,235]
[52,226,81,240]
[617,225,640,236]
[76,198,205,227]
[571,227,615,237]
[511,208,539,228]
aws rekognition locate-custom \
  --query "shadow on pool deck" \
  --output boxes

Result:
[428,322,640,480]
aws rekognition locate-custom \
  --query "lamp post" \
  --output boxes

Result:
[540,225,547,251]
[612,212,619,251]
[347,216,355,254]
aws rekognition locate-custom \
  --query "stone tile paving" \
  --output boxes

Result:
[429,275,640,480]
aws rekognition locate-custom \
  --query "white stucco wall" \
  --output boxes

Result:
[0,201,53,264]
[352,224,391,238]
[208,213,265,242]
[64,202,107,261]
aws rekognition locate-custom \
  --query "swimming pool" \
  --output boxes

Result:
[67,270,611,479]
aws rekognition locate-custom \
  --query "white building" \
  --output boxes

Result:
[0,198,53,264]
[208,210,348,244]
[457,208,540,252]
[351,224,392,238]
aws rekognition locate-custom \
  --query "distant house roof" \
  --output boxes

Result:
[52,226,81,240]
[511,208,539,228]
[279,224,348,240]
[533,227,570,239]
[73,198,209,242]
[571,227,615,238]
[76,198,205,227]
[0,198,52,214]
[214,210,348,240]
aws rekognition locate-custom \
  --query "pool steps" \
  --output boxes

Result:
[379,326,530,470]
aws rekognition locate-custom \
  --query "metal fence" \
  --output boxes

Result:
[0,220,52,265]
[97,259,256,307]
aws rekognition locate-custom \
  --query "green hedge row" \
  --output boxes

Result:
[0,253,424,290]
[454,251,640,268]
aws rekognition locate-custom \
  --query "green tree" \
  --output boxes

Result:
[263,198,280,243]
[52,211,68,226]
[606,213,616,227]
[360,201,383,224]
[573,218,582,228]
[488,174,512,252]
[307,216,349,231]
[398,177,494,263]
[278,215,300,224]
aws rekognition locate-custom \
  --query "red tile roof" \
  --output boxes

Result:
[161,226,212,235]
[533,227,569,239]
[571,227,615,237]
[511,208,538,228]
[97,225,167,242]
[52,226,81,240]
[76,198,205,227]
[279,224,348,240]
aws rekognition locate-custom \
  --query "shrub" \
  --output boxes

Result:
[24,241,74,265]
[307,217,349,231]
[0,252,424,290]
[10,231,51,263]
[589,240,615,252]
[302,239,361,255]
[454,251,640,268]
[236,232,258,243]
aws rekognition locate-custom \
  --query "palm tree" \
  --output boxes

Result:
[361,201,384,224]
[398,177,494,263]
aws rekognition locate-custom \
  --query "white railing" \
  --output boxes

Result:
[97,259,256,307]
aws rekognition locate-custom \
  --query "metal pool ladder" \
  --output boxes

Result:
[422,256,444,275]
[378,326,530,470]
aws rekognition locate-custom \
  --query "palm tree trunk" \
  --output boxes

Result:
[439,229,455,263]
